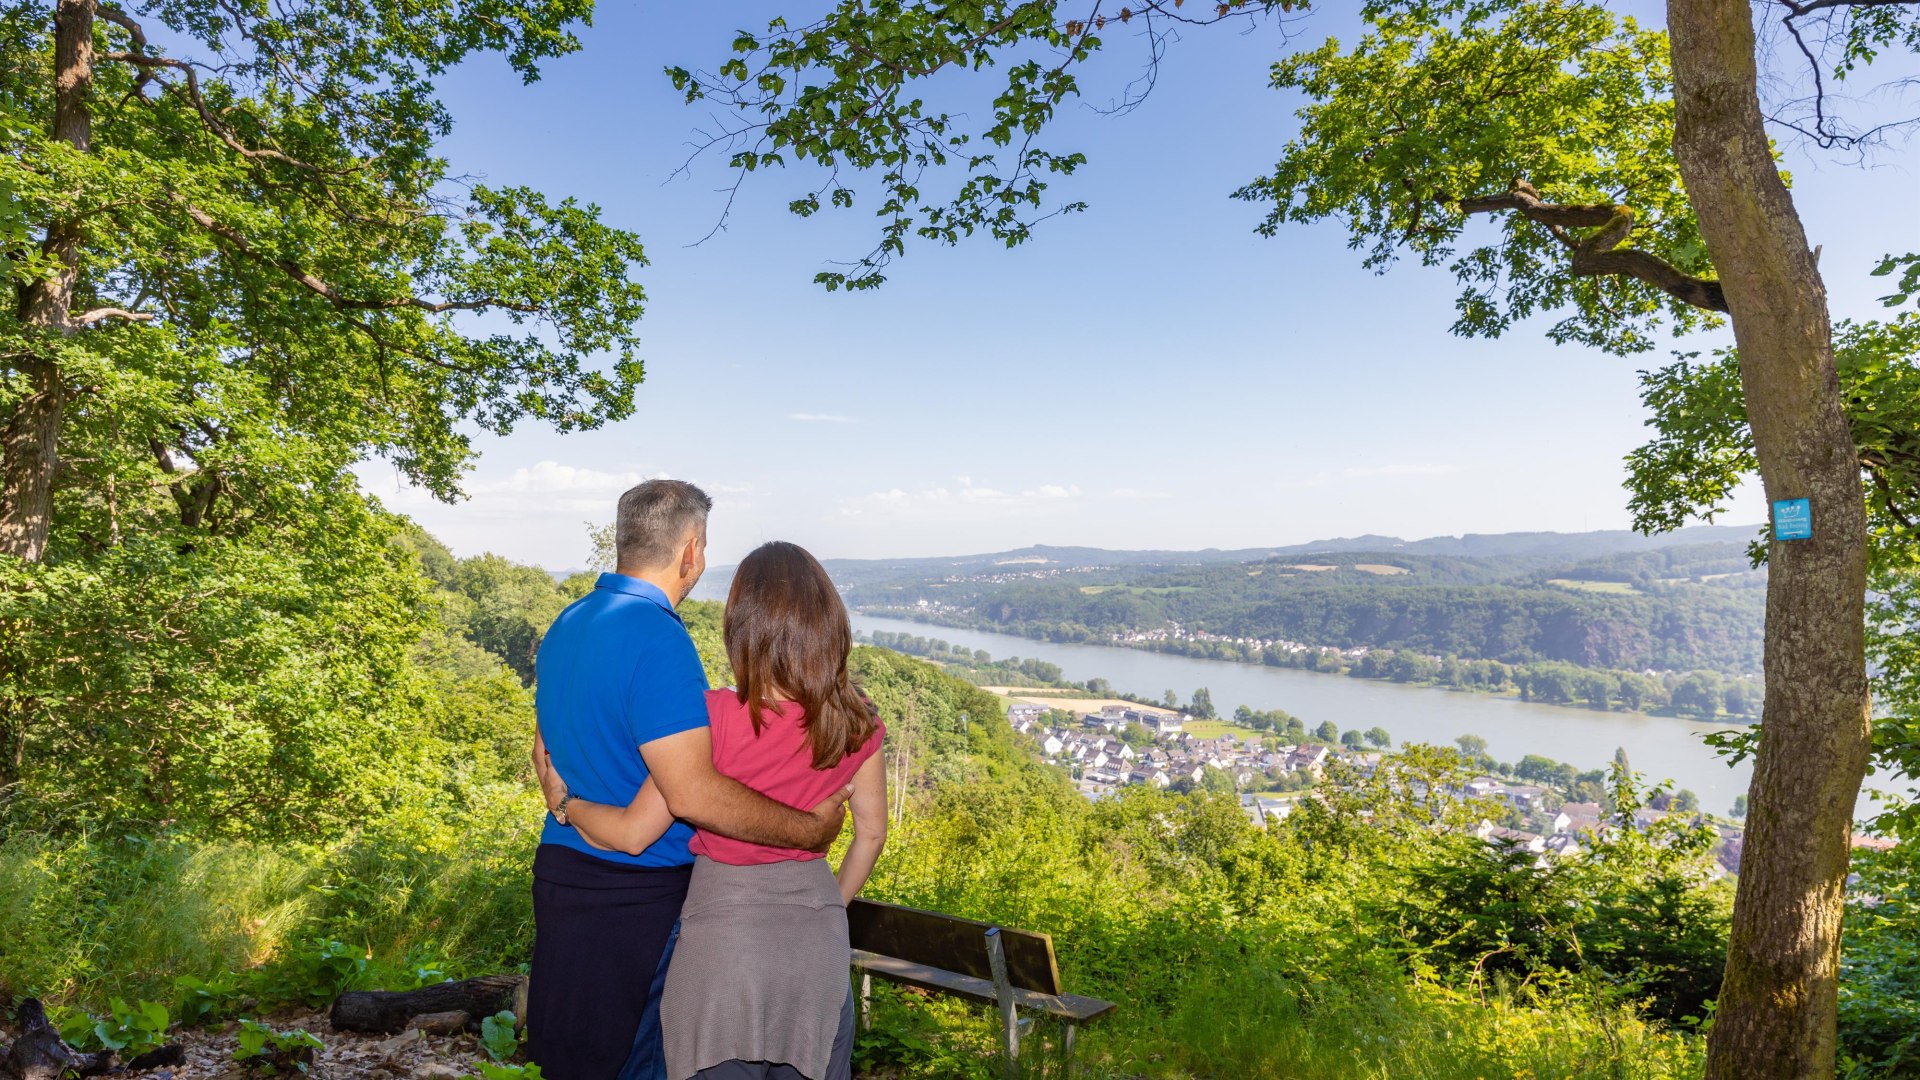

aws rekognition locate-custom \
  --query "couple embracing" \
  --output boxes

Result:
[526,479,888,1080]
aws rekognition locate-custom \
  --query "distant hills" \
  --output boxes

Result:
[691,524,1763,599]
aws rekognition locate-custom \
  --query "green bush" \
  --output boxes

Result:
[1840,842,1920,1077]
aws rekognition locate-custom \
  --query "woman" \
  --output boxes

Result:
[538,540,888,1080]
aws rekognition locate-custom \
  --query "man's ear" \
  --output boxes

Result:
[680,536,699,576]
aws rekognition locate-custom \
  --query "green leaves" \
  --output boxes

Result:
[478,1063,545,1080]
[481,1010,524,1062]
[1625,351,1754,535]
[1873,252,1920,308]
[1237,0,1713,354]
[1624,313,1920,838]
[10,0,647,526]
[234,1020,323,1073]
[96,998,172,1055]
[49,999,173,1057]
[667,1,1090,290]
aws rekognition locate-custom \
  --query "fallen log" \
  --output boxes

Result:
[3,999,114,1080]
[329,975,525,1035]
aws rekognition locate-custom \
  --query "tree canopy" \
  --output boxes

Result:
[4,0,648,563]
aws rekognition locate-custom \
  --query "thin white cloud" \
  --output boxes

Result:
[361,460,756,523]
[1109,487,1171,500]
[838,479,1085,521]
[789,412,857,424]
[468,461,662,495]
[1029,484,1079,499]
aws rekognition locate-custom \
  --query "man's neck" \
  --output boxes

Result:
[616,566,683,606]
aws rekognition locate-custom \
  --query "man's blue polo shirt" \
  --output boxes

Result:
[535,573,710,867]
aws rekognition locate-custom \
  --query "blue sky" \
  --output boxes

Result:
[357,2,1918,568]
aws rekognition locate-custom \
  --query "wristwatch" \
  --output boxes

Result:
[555,791,576,827]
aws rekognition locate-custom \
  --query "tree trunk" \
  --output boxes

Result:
[0,0,92,563]
[1666,0,1874,1076]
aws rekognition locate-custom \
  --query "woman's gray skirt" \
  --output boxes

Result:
[662,856,851,1080]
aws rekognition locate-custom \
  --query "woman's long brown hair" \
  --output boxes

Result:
[724,541,877,769]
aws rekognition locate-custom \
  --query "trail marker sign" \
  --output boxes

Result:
[1773,498,1813,541]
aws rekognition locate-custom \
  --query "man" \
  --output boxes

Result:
[526,479,850,1080]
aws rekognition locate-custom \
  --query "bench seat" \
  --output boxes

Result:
[851,950,1117,1023]
[846,898,1116,1077]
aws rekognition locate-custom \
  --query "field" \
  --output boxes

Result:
[1547,578,1639,594]
[1181,718,1257,740]
[1352,563,1411,575]
[982,689,1182,716]
[1078,584,1200,596]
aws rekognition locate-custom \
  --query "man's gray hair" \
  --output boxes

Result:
[615,479,712,570]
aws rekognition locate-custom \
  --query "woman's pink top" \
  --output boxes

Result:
[690,687,885,865]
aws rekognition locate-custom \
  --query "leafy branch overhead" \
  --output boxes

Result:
[672,0,1920,364]
[7,0,649,550]
[665,1,1303,291]
[1233,0,1722,355]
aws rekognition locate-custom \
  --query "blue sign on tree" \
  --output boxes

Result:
[1773,498,1813,541]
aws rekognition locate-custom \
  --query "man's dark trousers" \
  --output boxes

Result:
[527,846,692,1080]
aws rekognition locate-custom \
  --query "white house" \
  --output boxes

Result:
[1476,820,1547,854]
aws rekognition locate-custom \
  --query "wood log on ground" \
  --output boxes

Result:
[121,1045,184,1072]
[407,1012,469,1036]
[3,999,114,1080]
[329,975,525,1035]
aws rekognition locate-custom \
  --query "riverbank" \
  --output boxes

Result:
[856,606,1761,724]
[851,612,1763,816]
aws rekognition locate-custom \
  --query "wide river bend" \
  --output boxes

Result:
[851,614,1765,814]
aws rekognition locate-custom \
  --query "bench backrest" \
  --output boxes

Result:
[848,898,1062,996]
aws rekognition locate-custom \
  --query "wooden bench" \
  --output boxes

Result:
[847,898,1116,1077]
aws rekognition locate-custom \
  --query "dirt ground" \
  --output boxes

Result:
[2,1011,496,1080]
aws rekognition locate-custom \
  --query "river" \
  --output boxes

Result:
[851,613,1764,815]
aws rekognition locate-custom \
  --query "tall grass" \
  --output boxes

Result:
[1,776,1710,1079]
[847,783,1708,1079]
[0,787,543,1004]
[0,831,315,1001]
[1158,969,1702,1079]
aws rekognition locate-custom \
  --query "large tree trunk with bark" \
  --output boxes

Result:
[0,0,91,563]
[1667,0,1875,1076]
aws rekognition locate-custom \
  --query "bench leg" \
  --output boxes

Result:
[985,928,1019,1079]
[1061,1021,1077,1078]
[859,971,872,1032]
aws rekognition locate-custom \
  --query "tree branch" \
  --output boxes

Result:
[177,201,540,315]
[72,306,154,324]
[90,1,146,51]
[1458,180,1729,313]
[100,51,333,172]
[1777,0,1918,16]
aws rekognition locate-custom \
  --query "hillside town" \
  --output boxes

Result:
[1003,700,1761,875]
[1007,700,1347,804]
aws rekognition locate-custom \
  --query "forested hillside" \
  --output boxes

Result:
[845,541,1767,675]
